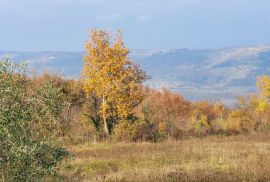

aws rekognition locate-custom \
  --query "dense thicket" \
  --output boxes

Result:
[0,61,69,181]
[29,73,270,143]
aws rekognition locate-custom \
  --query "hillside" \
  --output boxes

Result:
[1,45,270,105]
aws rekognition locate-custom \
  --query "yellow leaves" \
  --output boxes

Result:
[214,101,224,119]
[81,29,149,122]
[229,109,256,132]
[253,97,268,114]
[220,111,241,132]
[257,76,270,98]
[100,100,110,117]
[158,122,167,134]
[199,114,209,127]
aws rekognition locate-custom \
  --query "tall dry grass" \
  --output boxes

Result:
[49,133,270,182]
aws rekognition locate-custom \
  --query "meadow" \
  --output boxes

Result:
[53,133,270,182]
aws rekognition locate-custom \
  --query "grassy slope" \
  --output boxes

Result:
[54,133,270,182]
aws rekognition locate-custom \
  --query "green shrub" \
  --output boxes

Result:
[0,60,69,181]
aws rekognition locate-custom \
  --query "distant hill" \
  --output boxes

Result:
[1,45,270,106]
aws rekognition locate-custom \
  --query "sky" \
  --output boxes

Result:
[0,0,270,51]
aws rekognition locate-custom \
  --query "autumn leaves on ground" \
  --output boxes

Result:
[1,30,270,182]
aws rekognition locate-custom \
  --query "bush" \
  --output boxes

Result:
[0,60,69,181]
[113,120,158,142]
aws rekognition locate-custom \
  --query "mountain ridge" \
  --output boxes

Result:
[1,45,270,106]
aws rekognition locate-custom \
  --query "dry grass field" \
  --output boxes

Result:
[51,133,270,182]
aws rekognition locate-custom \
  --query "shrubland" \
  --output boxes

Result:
[1,59,267,146]
[1,29,270,181]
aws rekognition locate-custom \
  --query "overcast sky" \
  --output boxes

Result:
[0,0,269,51]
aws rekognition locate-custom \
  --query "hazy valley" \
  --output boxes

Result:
[2,45,270,105]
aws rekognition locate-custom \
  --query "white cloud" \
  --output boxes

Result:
[136,15,150,22]
[96,13,120,22]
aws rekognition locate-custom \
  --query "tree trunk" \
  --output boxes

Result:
[102,94,109,137]
[93,133,97,144]
[1,174,4,182]
[103,113,109,136]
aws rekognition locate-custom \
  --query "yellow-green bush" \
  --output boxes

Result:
[113,120,158,142]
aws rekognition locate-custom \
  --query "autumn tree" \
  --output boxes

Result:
[256,76,270,108]
[135,88,193,138]
[82,29,149,136]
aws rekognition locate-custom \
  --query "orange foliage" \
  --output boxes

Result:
[82,29,149,136]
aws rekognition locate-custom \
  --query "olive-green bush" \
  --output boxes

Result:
[0,60,69,182]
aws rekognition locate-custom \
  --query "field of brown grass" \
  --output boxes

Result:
[51,133,270,182]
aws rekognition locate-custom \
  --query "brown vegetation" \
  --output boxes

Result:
[52,133,270,182]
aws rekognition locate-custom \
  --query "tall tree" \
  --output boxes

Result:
[82,29,149,136]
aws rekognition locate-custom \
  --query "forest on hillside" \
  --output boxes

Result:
[1,30,270,181]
